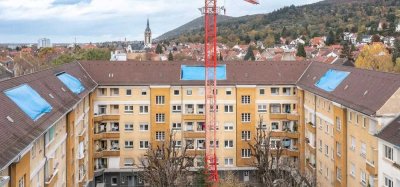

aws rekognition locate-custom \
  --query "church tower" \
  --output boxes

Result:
[144,18,152,48]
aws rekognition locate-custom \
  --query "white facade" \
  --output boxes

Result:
[110,51,127,61]
[378,139,400,187]
[38,38,52,48]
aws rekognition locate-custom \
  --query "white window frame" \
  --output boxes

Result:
[224,105,234,113]
[257,104,267,113]
[124,158,134,167]
[241,113,251,122]
[126,89,132,96]
[172,105,182,113]
[271,87,279,95]
[241,131,250,140]
[125,141,134,149]
[155,113,165,123]
[139,123,149,131]
[124,123,133,131]
[241,149,251,158]
[172,122,182,130]
[225,88,232,95]
[224,140,234,148]
[186,89,192,95]
[139,105,149,114]
[259,88,265,95]
[156,96,165,105]
[224,123,234,131]
[124,105,133,114]
[139,141,149,149]
[173,89,180,96]
[241,95,250,104]
[224,158,233,166]
[155,131,165,141]
[384,145,393,161]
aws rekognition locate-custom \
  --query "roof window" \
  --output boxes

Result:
[57,73,85,94]
[315,69,350,92]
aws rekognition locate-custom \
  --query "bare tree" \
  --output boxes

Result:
[138,132,195,187]
[249,115,315,187]
[219,171,245,187]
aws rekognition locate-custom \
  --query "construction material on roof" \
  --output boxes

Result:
[4,84,52,121]
[57,73,85,94]
[181,65,227,80]
[315,69,350,92]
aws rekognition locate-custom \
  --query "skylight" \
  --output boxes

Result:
[57,73,85,94]
[181,65,227,80]
[4,84,52,121]
[315,69,350,92]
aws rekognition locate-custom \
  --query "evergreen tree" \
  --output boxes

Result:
[244,46,255,61]
[392,39,400,64]
[296,44,306,58]
[325,30,335,46]
[156,44,163,54]
[340,41,353,60]
[219,52,223,61]
[168,51,173,61]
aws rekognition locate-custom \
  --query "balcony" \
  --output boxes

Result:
[393,162,400,170]
[183,131,205,139]
[306,141,316,154]
[93,132,120,140]
[306,160,316,171]
[270,149,300,157]
[366,160,377,176]
[45,169,59,187]
[269,113,300,120]
[306,122,316,134]
[183,114,205,121]
[270,131,299,139]
[94,115,120,122]
[94,149,120,158]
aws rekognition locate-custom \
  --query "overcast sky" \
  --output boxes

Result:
[0,0,321,43]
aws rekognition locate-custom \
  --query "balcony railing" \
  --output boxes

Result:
[45,169,59,187]
[366,160,377,176]
[94,114,120,122]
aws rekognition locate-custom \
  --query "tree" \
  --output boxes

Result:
[392,39,400,64]
[325,30,335,46]
[340,41,353,60]
[248,116,315,187]
[168,51,174,61]
[355,43,394,72]
[219,52,223,61]
[296,44,306,58]
[139,132,195,187]
[244,46,255,61]
[371,35,381,43]
[156,44,163,54]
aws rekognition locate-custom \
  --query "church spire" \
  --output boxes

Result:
[145,18,151,32]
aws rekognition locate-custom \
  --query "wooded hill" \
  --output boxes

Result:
[158,0,400,47]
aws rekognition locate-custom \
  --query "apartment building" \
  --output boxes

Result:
[0,60,399,187]
[297,62,400,187]
[0,62,97,187]
[377,116,400,187]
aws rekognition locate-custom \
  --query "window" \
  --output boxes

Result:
[241,95,250,104]
[98,88,107,96]
[45,126,55,145]
[126,89,132,96]
[384,145,393,160]
[259,88,265,95]
[283,87,291,95]
[385,176,393,187]
[348,111,353,121]
[186,140,194,149]
[241,131,250,140]
[350,136,356,151]
[197,140,205,149]
[356,114,359,124]
[361,142,366,158]
[124,158,134,166]
[325,145,329,156]
[224,140,233,148]
[197,122,205,131]
[325,124,329,134]
[141,90,147,95]
[270,139,281,149]
[139,141,149,149]
[336,117,341,131]
[173,141,182,149]
[172,122,182,130]
[172,105,182,113]
[271,122,279,130]
[270,104,281,113]
[225,88,232,95]
[111,122,119,131]
[241,113,251,122]
[361,171,367,185]
[139,105,149,114]
[210,140,219,148]
[186,122,194,131]
[98,105,107,115]
[224,123,234,131]
[224,105,233,113]
[350,163,355,177]
[241,149,251,158]
[210,105,219,112]
[155,113,165,123]
[271,87,279,95]
[224,158,233,166]
[336,167,342,181]
[258,104,267,112]
[173,90,180,95]
[336,142,341,157]
[139,123,149,131]
[18,176,25,187]
[319,139,322,152]
[110,88,119,96]
[363,117,367,128]
[111,176,118,186]
[155,131,165,141]
[125,123,133,131]
[186,89,192,95]
[124,105,133,113]
[125,141,134,149]
[156,96,165,105]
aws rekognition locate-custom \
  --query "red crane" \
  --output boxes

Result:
[202,0,259,184]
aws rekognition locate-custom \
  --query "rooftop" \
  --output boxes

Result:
[377,116,400,147]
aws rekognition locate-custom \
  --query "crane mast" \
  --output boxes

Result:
[202,0,259,184]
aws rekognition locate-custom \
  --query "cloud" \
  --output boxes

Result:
[0,0,321,43]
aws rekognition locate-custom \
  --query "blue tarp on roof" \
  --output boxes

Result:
[315,69,350,92]
[4,84,52,121]
[181,65,227,80]
[57,73,85,94]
